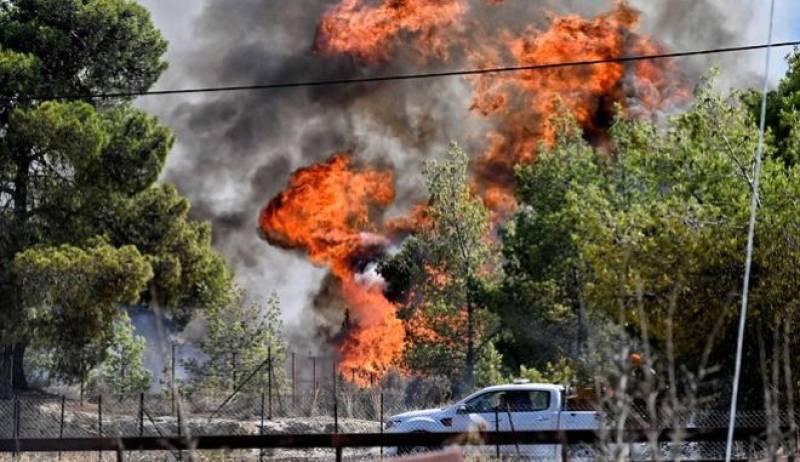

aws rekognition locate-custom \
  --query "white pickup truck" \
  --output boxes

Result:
[385,381,600,457]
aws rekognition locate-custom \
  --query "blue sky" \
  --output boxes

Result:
[768,0,800,83]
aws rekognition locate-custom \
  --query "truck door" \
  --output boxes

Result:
[451,391,507,433]
[498,390,559,459]
[498,390,556,431]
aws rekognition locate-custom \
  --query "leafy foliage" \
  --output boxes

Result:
[0,0,167,99]
[381,144,501,389]
[182,289,287,393]
[746,49,800,164]
[499,78,800,403]
[89,311,153,394]
[474,341,507,388]
[517,358,576,386]
[13,242,152,381]
[0,0,232,393]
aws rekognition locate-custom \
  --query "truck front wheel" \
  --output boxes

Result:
[397,430,441,455]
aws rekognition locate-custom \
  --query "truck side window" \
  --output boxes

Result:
[500,390,550,412]
[529,391,550,411]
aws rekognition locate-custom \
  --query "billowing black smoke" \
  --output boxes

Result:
[136,0,788,353]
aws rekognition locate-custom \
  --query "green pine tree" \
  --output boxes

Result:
[89,311,153,395]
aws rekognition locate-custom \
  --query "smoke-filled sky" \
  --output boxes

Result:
[134,0,800,350]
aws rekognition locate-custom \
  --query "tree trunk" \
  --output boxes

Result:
[464,296,476,391]
[4,143,31,395]
[0,346,13,398]
[576,294,587,357]
[12,342,27,390]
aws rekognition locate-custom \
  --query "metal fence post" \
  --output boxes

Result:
[291,352,296,411]
[13,398,20,457]
[333,361,338,433]
[98,395,103,435]
[138,393,144,437]
[98,395,103,462]
[171,343,176,416]
[15,398,20,439]
[495,406,500,459]
[260,391,265,462]
[380,391,384,459]
[177,398,183,440]
[267,345,272,420]
[58,395,65,460]
[333,361,342,462]
[312,356,317,394]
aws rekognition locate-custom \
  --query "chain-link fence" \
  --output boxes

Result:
[0,352,795,460]
[0,390,794,461]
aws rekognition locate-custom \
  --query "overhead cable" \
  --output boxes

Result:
[10,40,800,100]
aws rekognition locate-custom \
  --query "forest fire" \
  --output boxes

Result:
[262,1,688,381]
[316,0,688,208]
[258,155,405,381]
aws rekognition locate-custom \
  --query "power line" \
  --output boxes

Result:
[12,39,800,101]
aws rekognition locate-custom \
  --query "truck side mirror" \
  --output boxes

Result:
[456,404,469,414]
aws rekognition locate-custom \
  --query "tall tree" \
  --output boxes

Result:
[498,116,596,369]
[0,0,232,396]
[89,311,153,395]
[502,80,800,404]
[381,143,499,390]
[182,289,287,393]
[747,49,800,164]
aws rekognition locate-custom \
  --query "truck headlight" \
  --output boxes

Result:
[386,419,400,429]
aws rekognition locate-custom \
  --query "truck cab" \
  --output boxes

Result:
[386,382,599,434]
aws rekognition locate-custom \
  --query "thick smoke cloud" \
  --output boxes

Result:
[136,0,797,352]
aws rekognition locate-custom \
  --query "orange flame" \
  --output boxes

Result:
[316,1,689,211]
[468,3,690,207]
[259,154,405,380]
[314,0,467,64]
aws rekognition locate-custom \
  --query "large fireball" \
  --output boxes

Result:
[259,155,405,380]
